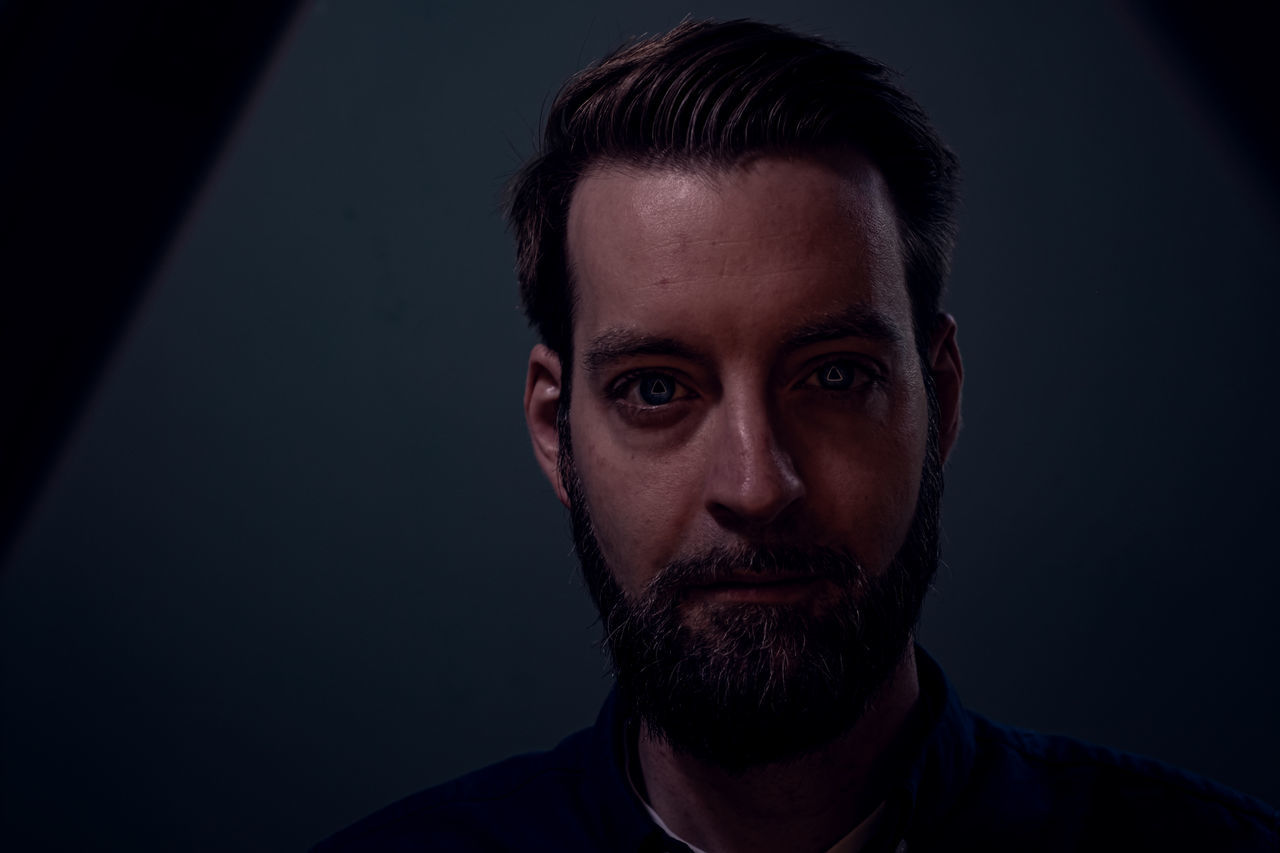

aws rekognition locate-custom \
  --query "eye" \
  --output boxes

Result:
[609,370,691,408]
[818,362,854,389]
[637,373,677,405]
[800,359,876,391]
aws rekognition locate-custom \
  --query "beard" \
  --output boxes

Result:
[558,378,944,772]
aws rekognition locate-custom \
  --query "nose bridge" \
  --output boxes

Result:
[705,380,805,526]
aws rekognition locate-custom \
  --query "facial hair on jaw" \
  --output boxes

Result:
[556,381,944,772]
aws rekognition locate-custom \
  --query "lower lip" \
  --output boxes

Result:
[689,576,828,604]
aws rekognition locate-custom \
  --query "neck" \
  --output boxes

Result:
[635,645,920,853]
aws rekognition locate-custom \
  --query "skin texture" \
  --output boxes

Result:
[524,154,963,853]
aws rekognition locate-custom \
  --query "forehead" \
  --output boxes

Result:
[565,154,911,357]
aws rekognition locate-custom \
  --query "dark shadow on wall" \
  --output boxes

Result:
[1125,0,1280,212]
[0,1,304,568]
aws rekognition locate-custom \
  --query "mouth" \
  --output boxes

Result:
[688,574,829,603]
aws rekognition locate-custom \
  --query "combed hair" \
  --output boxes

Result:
[506,18,959,363]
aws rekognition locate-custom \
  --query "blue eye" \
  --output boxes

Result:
[638,373,676,405]
[607,370,692,413]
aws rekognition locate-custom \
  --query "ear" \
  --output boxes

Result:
[927,313,964,464]
[524,344,570,508]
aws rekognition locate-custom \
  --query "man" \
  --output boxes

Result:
[317,19,1277,852]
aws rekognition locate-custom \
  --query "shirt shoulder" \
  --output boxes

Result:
[943,712,1279,851]
[312,727,604,852]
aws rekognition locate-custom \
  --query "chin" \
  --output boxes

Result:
[622,588,914,771]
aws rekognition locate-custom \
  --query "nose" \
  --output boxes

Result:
[703,392,805,531]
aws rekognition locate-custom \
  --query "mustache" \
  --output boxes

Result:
[643,544,866,600]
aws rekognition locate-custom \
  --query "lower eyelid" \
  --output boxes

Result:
[612,397,695,426]
[796,372,882,394]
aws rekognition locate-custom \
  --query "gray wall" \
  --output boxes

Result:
[3,1,1276,850]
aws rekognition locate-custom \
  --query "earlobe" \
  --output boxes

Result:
[524,344,570,508]
[928,313,964,464]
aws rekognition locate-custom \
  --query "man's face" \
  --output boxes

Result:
[527,154,957,767]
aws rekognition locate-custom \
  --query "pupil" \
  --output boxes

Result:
[823,364,849,387]
[641,375,673,404]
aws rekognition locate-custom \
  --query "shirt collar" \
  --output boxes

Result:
[885,646,978,844]
[582,685,675,851]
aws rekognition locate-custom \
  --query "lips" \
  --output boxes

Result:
[697,574,819,588]
[687,574,829,603]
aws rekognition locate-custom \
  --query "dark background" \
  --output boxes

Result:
[2,1,1277,850]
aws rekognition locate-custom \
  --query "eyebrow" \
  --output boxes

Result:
[782,304,906,352]
[583,331,712,375]
[582,304,906,376]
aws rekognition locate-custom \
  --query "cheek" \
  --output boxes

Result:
[795,387,929,568]
[570,404,703,592]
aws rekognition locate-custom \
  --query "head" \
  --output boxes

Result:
[514,20,963,769]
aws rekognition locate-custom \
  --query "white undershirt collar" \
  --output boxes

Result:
[623,730,891,853]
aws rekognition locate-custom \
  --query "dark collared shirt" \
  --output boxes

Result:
[314,652,1278,851]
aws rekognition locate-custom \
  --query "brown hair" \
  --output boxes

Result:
[506,18,959,366]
